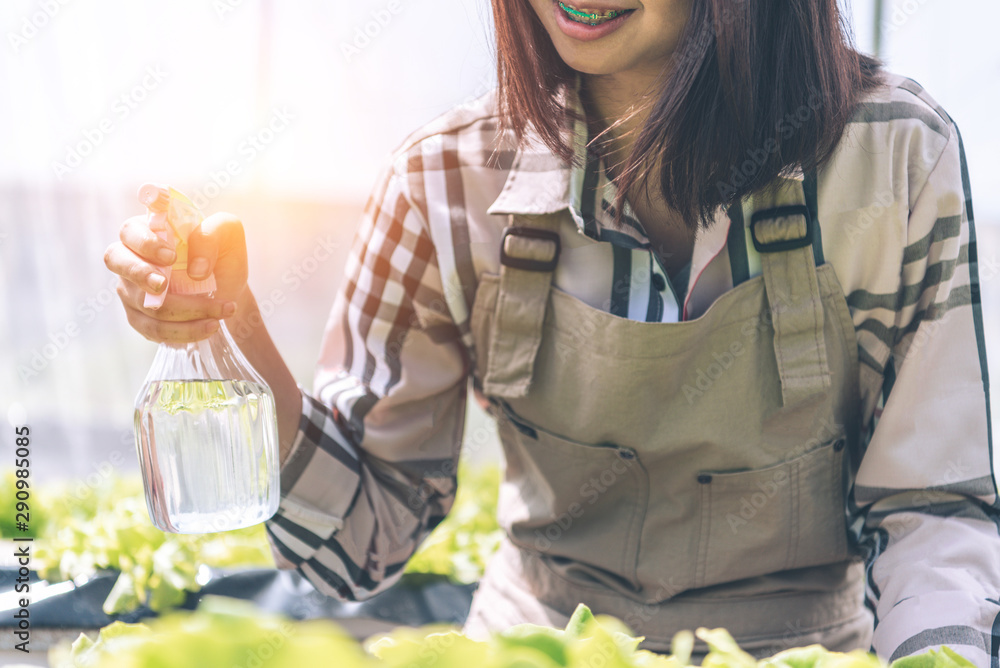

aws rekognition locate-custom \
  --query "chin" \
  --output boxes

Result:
[565,62,625,76]
[553,48,632,76]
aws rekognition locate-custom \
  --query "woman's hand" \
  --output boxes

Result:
[106,209,302,462]
[104,212,250,344]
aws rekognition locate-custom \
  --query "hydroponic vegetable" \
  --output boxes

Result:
[1,460,500,615]
[49,596,368,668]
[3,473,274,615]
[50,601,976,668]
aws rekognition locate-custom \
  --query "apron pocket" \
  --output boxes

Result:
[494,401,649,593]
[695,437,848,588]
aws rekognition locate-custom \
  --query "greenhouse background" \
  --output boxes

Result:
[0,0,998,483]
[0,0,998,663]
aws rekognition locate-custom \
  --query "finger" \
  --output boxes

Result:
[187,213,247,283]
[121,215,176,265]
[116,281,237,321]
[104,242,169,295]
[122,302,221,344]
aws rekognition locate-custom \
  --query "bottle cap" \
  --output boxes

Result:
[138,183,217,304]
[137,184,170,213]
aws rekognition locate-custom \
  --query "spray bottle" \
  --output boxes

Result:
[132,184,279,534]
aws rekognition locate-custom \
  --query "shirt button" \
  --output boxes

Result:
[651,272,667,292]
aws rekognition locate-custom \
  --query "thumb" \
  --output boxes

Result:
[185,227,217,281]
[186,213,242,279]
[186,213,248,295]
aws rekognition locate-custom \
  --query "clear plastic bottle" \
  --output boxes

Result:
[132,184,279,534]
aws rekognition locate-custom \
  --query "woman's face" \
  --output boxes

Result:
[525,0,693,77]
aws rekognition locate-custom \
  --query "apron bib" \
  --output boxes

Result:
[463,178,873,658]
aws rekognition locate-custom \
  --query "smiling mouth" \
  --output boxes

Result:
[557,1,635,25]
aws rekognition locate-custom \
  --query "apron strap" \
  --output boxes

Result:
[481,214,562,398]
[483,181,829,405]
[746,174,832,406]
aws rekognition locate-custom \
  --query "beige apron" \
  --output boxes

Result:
[462,177,874,659]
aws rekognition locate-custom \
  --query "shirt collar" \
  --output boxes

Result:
[486,73,586,229]
[484,73,663,245]
[485,73,806,256]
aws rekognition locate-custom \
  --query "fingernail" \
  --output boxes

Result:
[188,258,209,278]
[221,301,237,317]
[148,274,166,293]
[206,320,220,335]
[156,248,176,265]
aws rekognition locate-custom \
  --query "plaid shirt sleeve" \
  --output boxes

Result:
[848,97,1000,666]
[263,148,471,601]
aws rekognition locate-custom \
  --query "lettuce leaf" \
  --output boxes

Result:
[49,601,978,668]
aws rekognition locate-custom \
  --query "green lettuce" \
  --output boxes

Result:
[51,601,978,668]
[5,460,499,616]
[5,472,274,615]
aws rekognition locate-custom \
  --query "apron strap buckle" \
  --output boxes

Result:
[500,226,561,272]
[750,205,813,253]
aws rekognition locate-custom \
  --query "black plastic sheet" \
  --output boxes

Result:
[0,567,477,633]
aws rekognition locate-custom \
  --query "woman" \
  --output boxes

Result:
[104,0,1000,664]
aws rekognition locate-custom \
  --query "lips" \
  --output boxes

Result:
[550,0,637,40]
[556,1,636,25]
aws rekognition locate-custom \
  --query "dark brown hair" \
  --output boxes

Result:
[491,0,886,229]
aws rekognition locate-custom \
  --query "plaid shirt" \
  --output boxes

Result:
[264,70,999,666]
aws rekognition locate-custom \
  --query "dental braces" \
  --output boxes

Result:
[558,2,628,24]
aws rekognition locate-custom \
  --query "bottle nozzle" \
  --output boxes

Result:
[138,184,170,213]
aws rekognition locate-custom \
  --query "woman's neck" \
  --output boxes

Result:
[579,67,697,275]
[579,66,663,178]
